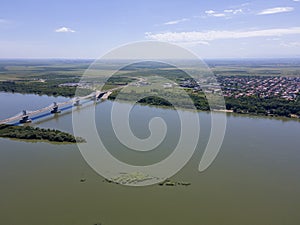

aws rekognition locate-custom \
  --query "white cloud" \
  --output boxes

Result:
[258,7,294,15]
[211,13,226,17]
[293,0,300,2]
[280,41,300,47]
[146,27,300,43]
[164,18,189,25]
[224,9,243,14]
[233,9,243,14]
[55,26,75,33]
[175,41,210,47]
[205,10,216,14]
[205,8,243,18]
[205,10,226,17]
[267,37,281,41]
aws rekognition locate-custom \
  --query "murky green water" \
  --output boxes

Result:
[0,92,300,225]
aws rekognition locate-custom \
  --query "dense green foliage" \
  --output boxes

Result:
[109,89,299,118]
[108,89,210,110]
[225,96,300,117]
[0,124,85,143]
[0,75,135,97]
[0,80,90,97]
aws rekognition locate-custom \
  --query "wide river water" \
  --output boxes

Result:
[0,92,300,225]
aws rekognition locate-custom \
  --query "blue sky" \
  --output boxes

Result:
[1,0,300,58]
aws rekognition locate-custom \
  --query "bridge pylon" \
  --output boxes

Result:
[51,102,61,114]
[74,97,81,106]
[19,110,32,123]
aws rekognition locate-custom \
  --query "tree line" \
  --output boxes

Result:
[0,124,85,143]
[109,89,300,118]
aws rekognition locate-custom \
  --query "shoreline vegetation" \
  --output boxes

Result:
[108,89,300,120]
[0,83,299,120]
[0,124,85,143]
[0,60,299,120]
[0,80,90,97]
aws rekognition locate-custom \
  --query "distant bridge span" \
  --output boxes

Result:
[0,89,114,125]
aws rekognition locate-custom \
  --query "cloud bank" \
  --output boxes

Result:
[205,10,226,17]
[55,27,75,33]
[204,8,243,18]
[146,27,300,43]
[258,7,294,15]
[164,18,189,25]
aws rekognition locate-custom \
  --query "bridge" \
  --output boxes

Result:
[0,90,113,125]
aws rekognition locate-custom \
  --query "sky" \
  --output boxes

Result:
[0,0,300,59]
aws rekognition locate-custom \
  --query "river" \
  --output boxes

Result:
[0,92,299,225]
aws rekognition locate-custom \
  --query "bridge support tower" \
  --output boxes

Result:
[51,102,61,113]
[19,110,32,123]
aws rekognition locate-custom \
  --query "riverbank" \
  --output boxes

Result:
[108,90,300,121]
[0,73,299,120]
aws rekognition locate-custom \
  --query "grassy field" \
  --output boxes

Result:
[211,66,300,77]
[1,59,299,82]
[207,58,300,77]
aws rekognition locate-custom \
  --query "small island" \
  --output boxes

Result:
[103,171,192,187]
[158,179,191,187]
[104,172,159,185]
[0,124,85,143]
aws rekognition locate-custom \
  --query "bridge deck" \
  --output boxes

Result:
[0,90,106,125]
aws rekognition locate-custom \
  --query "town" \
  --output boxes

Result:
[179,76,300,101]
[217,76,300,100]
